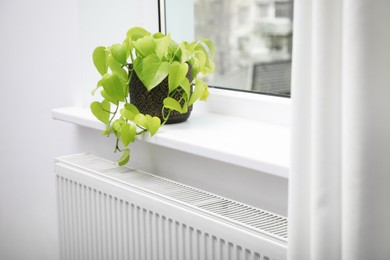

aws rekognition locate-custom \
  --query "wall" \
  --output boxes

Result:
[0,0,287,259]
[0,1,80,259]
[0,0,157,259]
[77,0,160,106]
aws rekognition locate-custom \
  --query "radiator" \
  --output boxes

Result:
[55,153,287,260]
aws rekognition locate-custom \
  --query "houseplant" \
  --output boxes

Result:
[90,27,215,165]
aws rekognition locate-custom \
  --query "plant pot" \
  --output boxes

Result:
[129,67,193,124]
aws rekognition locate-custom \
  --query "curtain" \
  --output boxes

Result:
[288,0,390,259]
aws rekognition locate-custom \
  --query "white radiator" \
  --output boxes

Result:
[55,153,287,260]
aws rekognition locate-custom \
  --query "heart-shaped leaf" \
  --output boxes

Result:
[133,54,169,91]
[100,73,126,101]
[168,40,180,59]
[90,100,110,124]
[200,81,209,101]
[203,58,216,75]
[168,61,188,93]
[154,34,171,60]
[133,114,147,129]
[121,123,136,146]
[145,115,161,136]
[120,103,140,121]
[108,56,128,81]
[93,46,108,76]
[110,43,127,65]
[180,77,191,100]
[126,27,150,41]
[133,35,155,57]
[133,114,161,136]
[194,50,207,69]
[179,42,192,63]
[163,97,187,113]
[112,118,124,133]
[101,125,112,136]
[189,56,200,79]
[100,90,118,105]
[200,38,216,59]
[118,149,130,166]
[188,79,204,106]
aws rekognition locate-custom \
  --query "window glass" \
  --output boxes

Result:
[165,0,293,97]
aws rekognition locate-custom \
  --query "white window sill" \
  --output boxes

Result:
[52,106,290,179]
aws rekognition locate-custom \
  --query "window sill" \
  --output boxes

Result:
[52,106,290,179]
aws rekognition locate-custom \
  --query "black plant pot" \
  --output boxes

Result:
[129,66,193,124]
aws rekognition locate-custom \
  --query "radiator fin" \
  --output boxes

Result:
[56,153,287,260]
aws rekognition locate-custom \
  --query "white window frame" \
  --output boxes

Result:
[159,0,291,126]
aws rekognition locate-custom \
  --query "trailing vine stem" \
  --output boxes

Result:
[109,104,119,124]
[161,108,172,125]
[136,127,147,135]
[102,108,116,114]
[114,138,121,152]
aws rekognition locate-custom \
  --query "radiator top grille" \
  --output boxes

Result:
[56,154,287,244]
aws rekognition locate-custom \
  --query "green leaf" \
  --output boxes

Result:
[194,39,216,76]
[133,54,169,91]
[125,103,140,113]
[121,123,136,146]
[153,34,171,60]
[189,56,200,79]
[91,84,102,96]
[90,100,110,124]
[101,125,112,136]
[96,73,108,88]
[194,50,207,70]
[204,58,216,75]
[118,149,130,166]
[126,27,150,41]
[108,56,128,81]
[168,40,180,60]
[163,97,187,113]
[180,77,191,99]
[200,81,209,101]
[153,32,166,39]
[179,42,193,63]
[200,38,216,59]
[188,79,204,106]
[145,115,161,136]
[110,43,127,65]
[120,103,140,121]
[133,35,155,57]
[122,38,132,58]
[133,114,161,136]
[168,61,188,93]
[133,114,147,129]
[100,90,118,105]
[100,73,126,101]
[112,118,123,133]
[93,46,108,76]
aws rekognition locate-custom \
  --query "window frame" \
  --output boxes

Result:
[158,0,291,125]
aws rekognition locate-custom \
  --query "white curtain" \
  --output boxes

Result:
[288,0,390,259]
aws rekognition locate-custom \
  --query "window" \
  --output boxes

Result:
[163,0,293,97]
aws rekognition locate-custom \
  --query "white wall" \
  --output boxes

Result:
[0,1,81,259]
[0,0,287,259]
[77,0,160,106]
[0,0,157,259]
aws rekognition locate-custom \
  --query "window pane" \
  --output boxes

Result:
[194,0,293,97]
